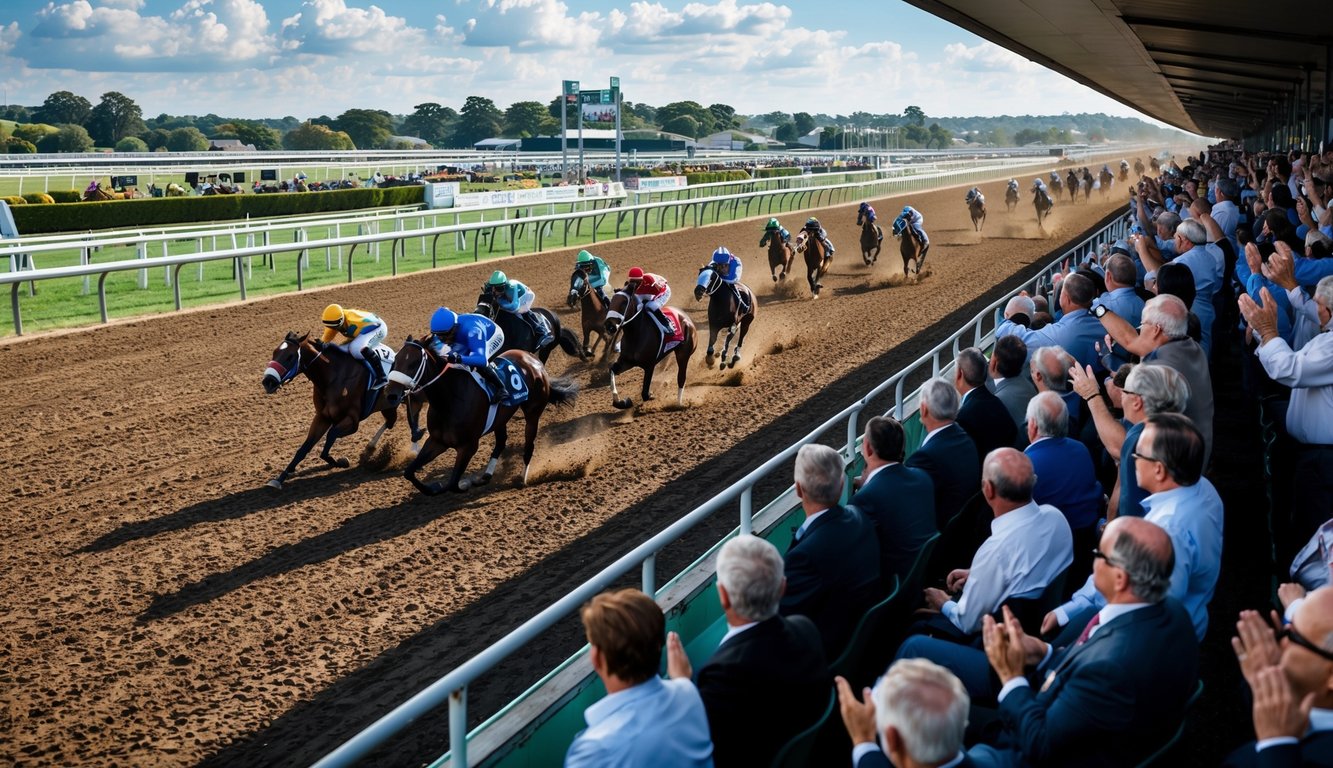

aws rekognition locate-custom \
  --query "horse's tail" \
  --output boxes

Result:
[548,377,579,407]
[557,328,584,359]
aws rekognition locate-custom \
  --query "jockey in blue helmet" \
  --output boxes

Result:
[705,245,749,315]
[427,306,508,403]
[485,270,554,349]
[857,201,878,225]
[893,206,928,247]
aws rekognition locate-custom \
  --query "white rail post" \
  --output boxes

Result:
[642,553,657,596]
[449,687,467,768]
[137,241,148,289]
[739,487,753,535]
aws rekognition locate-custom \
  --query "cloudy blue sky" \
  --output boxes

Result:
[0,0,1153,122]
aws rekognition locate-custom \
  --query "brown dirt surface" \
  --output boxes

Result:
[0,167,1131,766]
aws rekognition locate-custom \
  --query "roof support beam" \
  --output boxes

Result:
[1120,16,1333,46]
[1143,45,1319,72]
[1157,60,1307,83]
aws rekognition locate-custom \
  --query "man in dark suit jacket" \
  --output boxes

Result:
[1222,586,1333,768]
[906,377,981,528]
[836,658,979,768]
[955,347,1018,461]
[852,415,936,589]
[988,334,1037,438]
[781,444,881,657]
[970,516,1198,768]
[666,535,829,768]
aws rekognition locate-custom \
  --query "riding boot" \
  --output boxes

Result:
[525,311,554,348]
[652,307,676,337]
[595,287,610,307]
[366,354,387,390]
[479,364,507,404]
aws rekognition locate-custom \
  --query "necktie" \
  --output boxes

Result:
[1075,613,1102,645]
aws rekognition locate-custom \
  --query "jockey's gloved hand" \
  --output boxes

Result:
[445,351,462,364]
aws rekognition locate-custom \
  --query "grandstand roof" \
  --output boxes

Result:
[904,0,1329,140]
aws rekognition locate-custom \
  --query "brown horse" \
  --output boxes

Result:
[796,228,831,298]
[1081,169,1094,203]
[859,219,882,266]
[966,188,986,232]
[1066,169,1080,204]
[1098,167,1114,198]
[261,332,423,490]
[474,293,583,364]
[1005,182,1020,212]
[1134,158,1146,178]
[384,339,577,494]
[767,235,795,281]
[567,268,613,358]
[604,288,696,409]
[694,265,756,369]
[1118,160,1130,182]
[1033,185,1054,228]
[894,219,928,277]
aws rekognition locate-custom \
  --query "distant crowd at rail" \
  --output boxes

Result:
[561,143,1333,768]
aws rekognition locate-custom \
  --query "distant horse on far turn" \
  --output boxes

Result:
[1066,169,1080,204]
[1005,180,1020,212]
[261,331,423,490]
[796,228,831,298]
[767,235,794,282]
[966,188,986,232]
[695,265,756,370]
[859,217,882,266]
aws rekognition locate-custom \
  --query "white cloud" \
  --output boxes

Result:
[280,0,422,55]
[943,40,1039,74]
[99,0,146,9]
[462,0,603,50]
[0,22,20,55]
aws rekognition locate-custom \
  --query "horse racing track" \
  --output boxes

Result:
[0,174,1128,766]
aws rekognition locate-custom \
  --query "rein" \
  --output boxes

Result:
[392,341,448,396]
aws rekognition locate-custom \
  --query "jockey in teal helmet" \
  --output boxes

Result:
[574,249,611,305]
[428,306,508,403]
[485,270,554,349]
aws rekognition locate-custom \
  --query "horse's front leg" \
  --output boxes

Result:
[404,437,448,496]
[610,358,633,409]
[705,326,720,368]
[641,363,657,403]
[406,397,425,453]
[519,401,547,486]
[447,438,483,492]
[269,417,332,489]
[476,423,507,486]
[719,325,736,369]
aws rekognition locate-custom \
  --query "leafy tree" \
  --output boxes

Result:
[774,122,798,142]
[793,112,816,136]
[13,124,53,144]
[34,91,92,127]
[503,100,551,138]
[661,115,701,138]
[903,105,926,126]
[138,128,172,151]
[928,123,952,149]
[166,127,209,152]
[819,125,842,149]
[219,120,282,151]
[44,124,94,153]
[283,121,354,150]
[546,96,579,129]
[1012,128,1043,146]
[756,111,790,127]
[657,101,713,136]
[402,102,456,145]
[87,92,145,146]
[625,101,656,124]
[988,127,1009,146]
[115,136,149,152]
[5,137,36,154]
[904,123,929,145]
[707,103,740,131]
[330,108,394,150]
[450,96,503,148]
[0,105,32,122]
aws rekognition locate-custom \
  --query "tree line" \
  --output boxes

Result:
[0,89,1189,154]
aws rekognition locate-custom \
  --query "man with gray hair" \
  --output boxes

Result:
[906,377,981,527]
[996,273,1107,373]
[1024,391,1105,583]
[1134,212,1224,354]
[1029,345,1081,438]
[667,535,829,768]
[835,658,977,768]
[1240,248,1333,558]
[780,443,881,656]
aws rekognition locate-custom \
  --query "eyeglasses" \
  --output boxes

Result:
[1131,451,1162,464]
[1092,548,1123,568]
[1279,624,1333,663]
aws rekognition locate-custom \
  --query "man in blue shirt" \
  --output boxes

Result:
[996,273,1106,374]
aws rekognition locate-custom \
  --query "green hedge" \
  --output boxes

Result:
[685,170,752,185]
[11,186,425,235]
[755,167,803,179]
[48,190,81,204]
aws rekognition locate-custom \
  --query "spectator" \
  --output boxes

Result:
[1024,391,1104,583]
[1092,253,1146,335]
[565,589,713,767]
[970,516,1198,768]
[996,273,1107,373]
[954,347,1017,461]
[852,415,937,589]
[780,443,881,656]
[836,659,975,768]
[1029,345,1081,435]
[665,536,827,768]
[906,378,981,528]
[1137,217,1223,354]
[987,335,1037,436]
[1045,413,1222,643]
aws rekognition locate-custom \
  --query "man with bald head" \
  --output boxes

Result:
[996,272,1108,374]
[969,516,1198,767]
[1225,587,1333,766]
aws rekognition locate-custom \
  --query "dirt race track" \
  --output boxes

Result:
[0,170,1129,766]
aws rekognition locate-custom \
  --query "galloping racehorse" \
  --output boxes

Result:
[1005,181,1020,212]
[694,265,756,370]
[859,218,882,266]
[261,332,423,490]
[1134,158,1146,178]
[474,293,583,364]
[1066,169,1080,204]
[796,229,831,298]
[1081,169,1095,203]
[1050,173,1064,199]
[1118,160,1130,182]
[384,339,576,494]
[966,188,987,232]
[1098,166,1115,198]
[604,288,696,409]
[768,235,795,281]
[567,268,612,358]
[894,219,928,277]
[1034,185,1054,228]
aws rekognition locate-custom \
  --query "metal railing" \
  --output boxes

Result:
[311,208,1131,768]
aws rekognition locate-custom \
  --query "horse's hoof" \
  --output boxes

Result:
[426,482,445,496]
[456,478,471,492]
[334,458,351,469]
[475,473,492,486]
[612,397,634,410]
[266,478,284,490]
[772,275,778,282]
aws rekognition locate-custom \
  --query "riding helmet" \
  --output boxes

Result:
[806,217,819,227]
[901,206,912,215]
[626,266,645,280]
[576,250,594,264]
[487,270,508,286]
[639,273,657,289]
[766,218,779,230]
[711,246,732,264]
[321,303,345,328]
[858,202,869,211]
[430,307,459,334]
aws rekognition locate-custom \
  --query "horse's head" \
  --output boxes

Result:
[263,332,311,394]
[694,264,720,301]
[384,336,432,408]
[568,269,588,308]
[474,293,497,319]
[604,290,632,334]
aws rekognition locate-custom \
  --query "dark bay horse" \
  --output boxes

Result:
[694,266,756,369]
[859,219,882,266]
[474,293,583,364]
[894,220,928,277]
[1050,173,1064,199]
[604,289,696,409]
[1134,158,1146,178]
[1066,169,1080,204]
[1082,169,1095,203]
[767,236,795,281]
[1034,186,1054,228]
[796,229,831,298]
[384,339,577,494]
[966,188,986,232]
[261,332,423,490]
[1098,167,1114,198]
[567,269,612,358]
[1005,182,1020,212]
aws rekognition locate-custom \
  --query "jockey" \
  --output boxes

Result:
[426,306,508,403]
[1049,170,1061,184]
[1007,178,1020,194]
[484,270,554,349]
[1032,178,1053,206]
[857,202,878,225]
[893,206,929,248]
[320,303,391,389]
[707,246,750,314]
[759,218,791,248]
[574,249,612,305]
[624,266,676,336]
[802,217,836,261]
[965,187,985,206]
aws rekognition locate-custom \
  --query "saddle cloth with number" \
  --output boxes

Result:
[467,357,529,407]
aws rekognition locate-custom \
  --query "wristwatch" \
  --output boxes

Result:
[1092,304,1109,318]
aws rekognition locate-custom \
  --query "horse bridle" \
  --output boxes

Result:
[265,339,328,388]
[604,289,642,328]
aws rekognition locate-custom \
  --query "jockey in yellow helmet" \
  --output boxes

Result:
[320,303,392,389]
